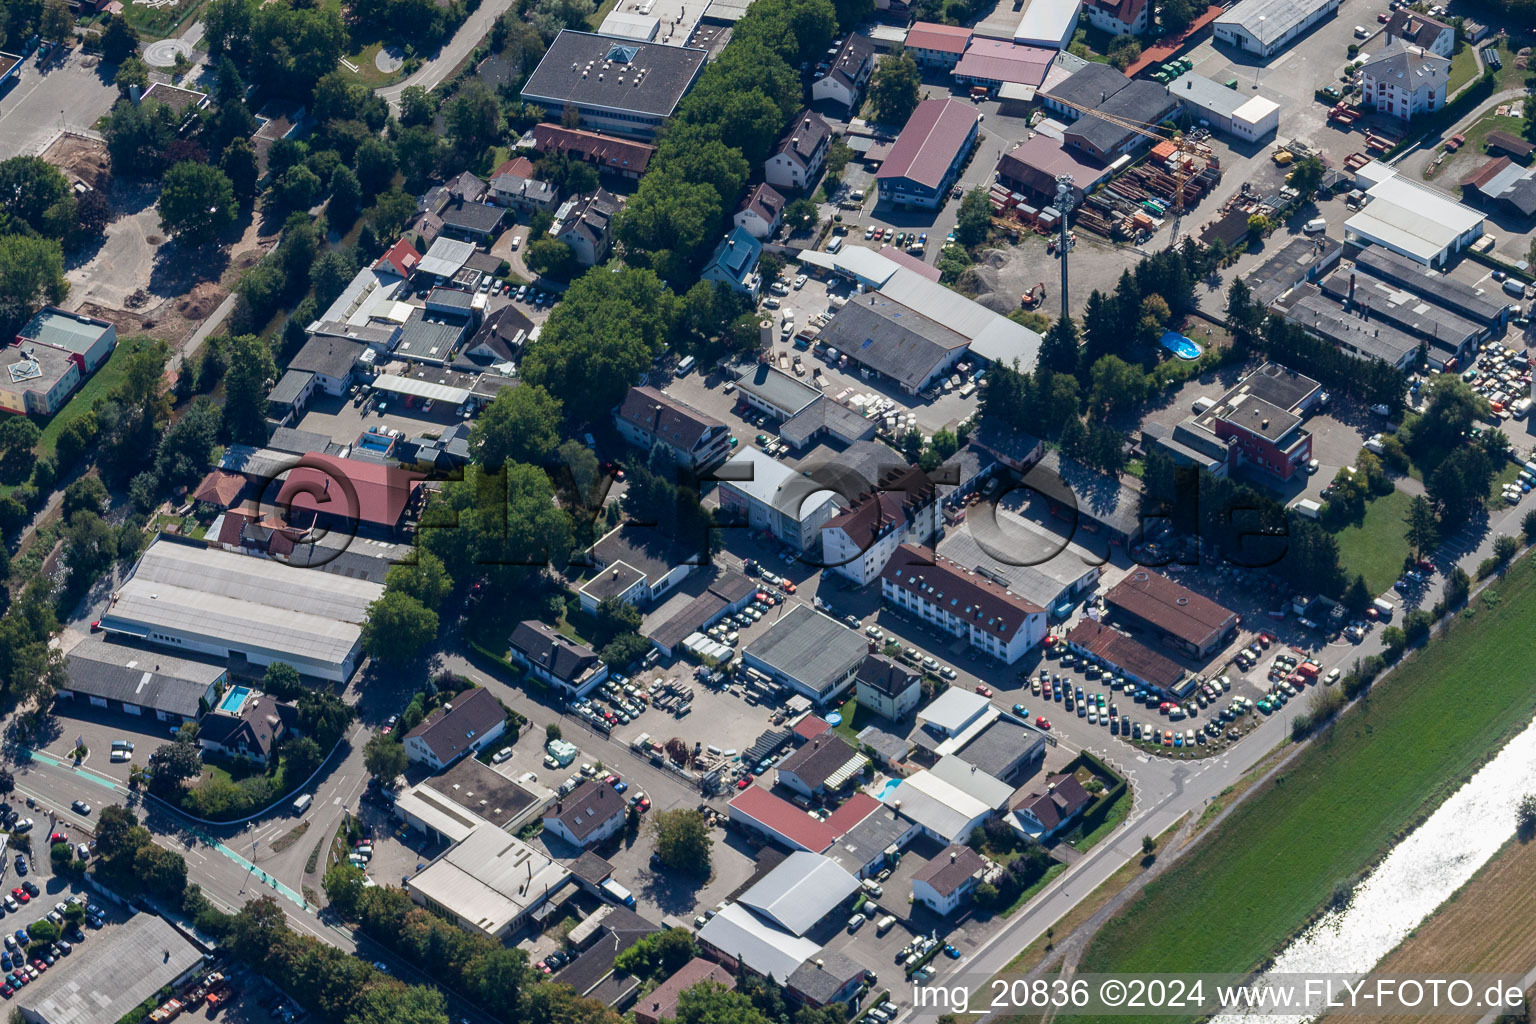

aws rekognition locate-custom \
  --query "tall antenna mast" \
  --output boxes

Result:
[1055,174,1075,324]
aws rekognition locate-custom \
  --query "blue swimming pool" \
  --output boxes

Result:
[219,685,252,714]
[879,778,901,801]
[356,431,394,453]
[1160,330,1203,361]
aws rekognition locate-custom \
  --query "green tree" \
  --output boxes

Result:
[868,51,921,125]
[650,808,712,877]
[276,164,324,211]
[61,476,109,520]
[1039,314,1082,375]
[524,237,578,279]
[100,16,140,62]
[220,137,260,205]
[148,740,204,795]
[328,165,363,228]
[0,156,77,239]
[220,334,275,443]
[363,732,408,781]
[954,187,992,247]
[322,860,367,917]
[40,0,73,43]
[1107,33,1142,70]
[1404,494,1438,558]
[1287,155,1326,196]
[158,162,237,244]
[280,735,324,782]
[444,81,501,158]
[384,550,454,611]
[361,590,439,665]
[0,235,68,335]
[367,188,419,240]
[1494,533,1519,565]
[468,383,563,469]
[354,137,398,197]
[114,55,150,98]
[399,85,438,127]
[102,98,180,177]
[1343,574,1372,614]
[520,267,678,412]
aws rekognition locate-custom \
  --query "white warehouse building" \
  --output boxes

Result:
[1014,0,1081,48]
[1214,0,1341,56]
[1172,74,1280,142]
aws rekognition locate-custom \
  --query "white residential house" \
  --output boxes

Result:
[1082,0,1148,35]
[402,687,508,770]
[821,466,942,586]
[764,110,833,190]
[734,183,786,240]
[1385,10,1454,57]
[1360,42,1449,121]
[811,34,876,111]
[911,845,987,915]
[854,655,922,720]
[879,546,1048,665]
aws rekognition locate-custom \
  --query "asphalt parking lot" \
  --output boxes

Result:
[0,50,117,162]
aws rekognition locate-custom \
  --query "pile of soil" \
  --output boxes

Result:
[177,283,227,321]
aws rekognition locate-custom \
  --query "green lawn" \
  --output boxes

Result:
[1332,488,1413,594]
[1448,42,1482,95]
[120,0,206,40]
[587,0,622,29]
[1061,785,1133,853]
[1074,553,1536,1018]
[831,695,876,744]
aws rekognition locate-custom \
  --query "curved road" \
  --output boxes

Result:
[376,0,515,113]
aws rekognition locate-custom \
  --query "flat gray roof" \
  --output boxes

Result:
[522,30,706,117]
[743,605,867,692]
[19,914,203,1024]
[737,851,859,935]
[63,636,224,718]
[99,537,384,675]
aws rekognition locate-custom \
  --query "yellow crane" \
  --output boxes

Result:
[1047,94,1202,214]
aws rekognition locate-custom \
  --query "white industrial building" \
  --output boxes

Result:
[407,824,572,939]
[18,915,205,1024]
[1345,162,1486,267]
[1014,0,1081,49]
[1214,0,1340,56]
[1172,74,1280,142]
[97,537,385,683]
[738,852,860,935]
[881,755,1010,844]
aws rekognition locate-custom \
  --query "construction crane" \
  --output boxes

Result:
[1036,95,1204,321]
[1048,93,1203,215]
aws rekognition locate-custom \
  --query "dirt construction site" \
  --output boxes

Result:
[48,134,277,346]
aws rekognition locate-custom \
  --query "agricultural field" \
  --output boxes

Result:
[1338,834,1536,1024]
[1074,556,1536,1021]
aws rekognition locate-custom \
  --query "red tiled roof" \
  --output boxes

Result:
[274,454,423,529]
[728,788,878,852]
[1087,0,1146,27]
[193,469,249,507]
[531,123,656,174]
[493,155,536,179]
[1064,619,1185,689]
[1104,570,1237,647]
[375,238,421,279]
[1463,156,1511,191]
[878,98,978,191]
[952,39,1054,87]
[905,21,972,53]
[794,715,831,740]
[636,959,735,1024]
[880,544,1044,641]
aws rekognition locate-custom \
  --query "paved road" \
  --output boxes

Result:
[376,0,514,112]
[904,490,1536,1022]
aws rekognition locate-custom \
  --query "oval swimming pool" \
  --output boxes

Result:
[1159,330,1203,361]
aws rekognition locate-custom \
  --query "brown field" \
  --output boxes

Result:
[1335,837,1536,1024]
